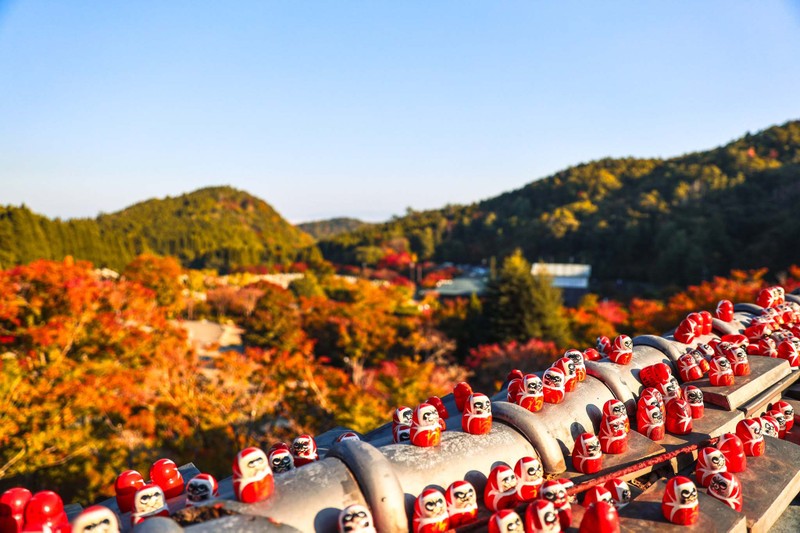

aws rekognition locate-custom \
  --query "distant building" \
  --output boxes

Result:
[531,263,591,306]
[420,277,487,298]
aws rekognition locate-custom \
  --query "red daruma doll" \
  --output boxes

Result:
[507,378,524,404]
[426,396,449,427]
[583,347,601,362]
[767,410,788,438]
[552,357,577,392]
[599,415,628,454]
[683,386,704,419]
[23,491,70,532]
[716,300,734,322]
[233,447,274,503]
[413,488,449,533]
[597,336,611,357]
[723,343,751,376]
[185,473,219,507]
[114,470,145,514]
[540,479,573,529]
[488,510,524,533]
[462,393,492,435]
[131,484,169,526]
[453,382,473,412]
[657,376,682,404]
[410,403,442,447]
[393,406,413,428]
[699,310,713,335]
[603,399,629,433]
[696,446,727,488]
[525,499,560,533]
[736,419,765,456]
[515,456,544,502]
[674,315,699,344]
[564,349,586,382]
[0,487,32,533]
[665,398,693,435]
[71,505,121,533]
[717,433,747,472]
[543,367,566,404]
[579,500,620,533]
[484,465,519,512]
[636,399,665,441]
[446,480,478,527]
[639,363,672,388]
[582,486,613,508]
[709,356,735,386]
[392,423,411,444]
[773,400,795,431]
[640,387,665,414]
[605,478,632,510]
[572,433,603,474]
[707,471,743,512]
[149,458,184,500]
[678,354,704,382]
[760,415,780,439]
[778,340,800,367]
[338,504,376,533]
[291,434,319,466]
[609,335,633,365]
[517,374,544,412]
[335,431,360,443]
[661,476,699,526]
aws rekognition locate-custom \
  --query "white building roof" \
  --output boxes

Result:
[531,263,591,289]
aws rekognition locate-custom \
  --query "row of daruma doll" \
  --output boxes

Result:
[672,299,800,377]
[0,432,342,533]
[500,335,633,413]
[391,390,493,447]
[657,405,794,528]
[0,459,217,533]
[409,456,632,533]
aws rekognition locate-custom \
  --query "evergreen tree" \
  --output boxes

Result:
[529,270,572,347]
[485,249,571,346]
[289,271,325,298]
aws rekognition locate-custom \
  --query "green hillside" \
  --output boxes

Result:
[320,120,800,286]
[298,217,369,240]
[0,186,319,271]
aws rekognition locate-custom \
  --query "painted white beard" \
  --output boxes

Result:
[449,502,477,513]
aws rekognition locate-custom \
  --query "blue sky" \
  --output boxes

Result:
[1,1,799,223]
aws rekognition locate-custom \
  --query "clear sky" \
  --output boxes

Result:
[1,1,799,223]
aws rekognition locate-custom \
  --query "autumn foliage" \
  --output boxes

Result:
[0,256,463,503]
[2,253,799,507]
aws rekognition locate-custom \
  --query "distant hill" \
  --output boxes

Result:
[298,217,369,240]
[0,186,320,271]
[320,120,800,286]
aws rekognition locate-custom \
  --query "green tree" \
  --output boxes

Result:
[242,284,303,351]
[485,249,571,346]
[289,271,325,298]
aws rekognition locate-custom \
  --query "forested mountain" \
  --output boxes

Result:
[298,217,369,240]
[0,186,319,271]
[320,120,800,286]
